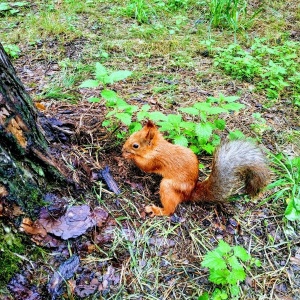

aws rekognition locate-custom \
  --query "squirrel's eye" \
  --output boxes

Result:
[133,143,139,149]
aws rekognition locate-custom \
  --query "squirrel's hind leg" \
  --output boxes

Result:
[145,179,185,217]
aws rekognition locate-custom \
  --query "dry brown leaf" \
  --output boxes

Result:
[22,205,109,242]
[34,102,46,111]
[20,218,47,236]
[39,205,108,240]
[7,273,41,300]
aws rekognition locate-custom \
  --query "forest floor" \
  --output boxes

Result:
[1,0,300,299]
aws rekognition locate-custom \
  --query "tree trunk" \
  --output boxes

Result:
[0,43,66,216]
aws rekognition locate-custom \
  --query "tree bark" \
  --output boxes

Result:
[0,43,66,216]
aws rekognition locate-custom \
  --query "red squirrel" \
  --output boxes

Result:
[122,121,270,217]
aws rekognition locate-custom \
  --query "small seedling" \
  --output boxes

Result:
[0,1,29,15]
[79,62,132,89]
[3,44,21,59]
[250,113,271,136]
[199,240,261,300]
[119,0,153,24]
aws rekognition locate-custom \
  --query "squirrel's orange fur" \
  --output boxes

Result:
[122,121,270,216]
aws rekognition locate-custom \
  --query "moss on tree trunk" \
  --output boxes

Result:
[0,43,66,216]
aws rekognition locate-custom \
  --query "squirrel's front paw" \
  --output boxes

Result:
[145,205,165,217]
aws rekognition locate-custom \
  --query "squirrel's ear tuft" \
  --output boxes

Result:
[144,120,157,141]
[145,120,156,128]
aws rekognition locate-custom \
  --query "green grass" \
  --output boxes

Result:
[268,153,300,221]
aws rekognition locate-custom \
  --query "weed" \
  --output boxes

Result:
[118,0,189,25]
[3,44,21,58]
[165,0,189,11]
[104,90,245,153]
[81,61,246,151]
[0,1,29,16]
[268,153,300,221]
[205,0,259,41]
[120,0,154,24]
[164,93,245,153]
[214,39,300,105]
[79,62,135,138]
[79,62,132,89]
[199,240,261,300]
[250,113,272,136]
[101,89,141,138]
[152,83,177,94]
[80,62,246,152]
[129,23,166,39]
[40,87,77,101]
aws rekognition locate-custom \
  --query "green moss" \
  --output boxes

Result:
[0,226,25,288]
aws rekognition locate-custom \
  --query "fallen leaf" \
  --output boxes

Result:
[22,205,108,242]
[75,281,98,298]
[12,204,24,216]
[20,218,47,236]
[7,273,41,300]
[97,166,120,195]
[98,266,120,294]
[0,184,8,198]
[92,207,109,227]
[34,102,46,111]
[39,205,108,240]
[125,180,144,190]
[31,234,62,248]
[48,255,80,300]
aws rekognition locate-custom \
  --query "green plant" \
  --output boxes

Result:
[214,39,300,104]
[206,0,257,41]
[250,113,272,136]
[0,1,29,15]
[199,240,261,300]
[79,62,132,89]
[82,62,246,151]
[268,153,300,221]
[120,0,154,24]
[106,92,245,153]
[165,0,189,11]
[101,89,142,138]
[208,0,246,27]
[114,93,244,153]
[79,62,136,138]
[80,62,246,153]
[40,86,77,101]
[176,93,245,153]
[3,44,21,59]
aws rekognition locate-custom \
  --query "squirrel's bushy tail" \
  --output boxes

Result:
[190,141,270,202]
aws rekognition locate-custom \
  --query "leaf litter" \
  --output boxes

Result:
[21,204,108,240]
